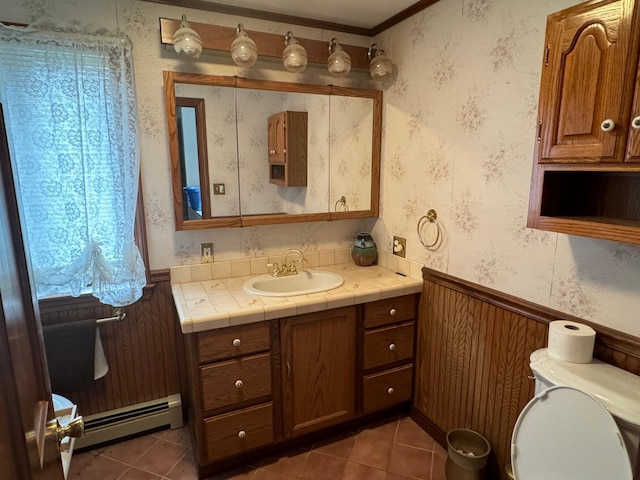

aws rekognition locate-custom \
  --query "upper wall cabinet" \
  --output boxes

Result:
[163,72,381,230]
[528,0,640,244]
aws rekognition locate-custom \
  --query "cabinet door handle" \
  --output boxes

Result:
[286,360,291,378]
[235,380,243,389]
[389,308,397,316]
[387,387,395,395]
[232,338,241,347]
[601,119,615,132]
[632,116,640,130]
[238,430,246,439]
[388,343,396,351]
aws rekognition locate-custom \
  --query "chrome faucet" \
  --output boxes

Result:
[267,249,307,277]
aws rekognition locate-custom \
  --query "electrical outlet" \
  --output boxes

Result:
[393,236,406,258]
[201,243,214,263]
[213,183,225,195]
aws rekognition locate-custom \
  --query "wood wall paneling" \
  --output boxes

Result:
[413,268,640,479]
[39,279,182,417]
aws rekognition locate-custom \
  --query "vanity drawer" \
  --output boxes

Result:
[364,295,417,329]
[198,322,270,363]
[200,353,271,412]
[363,364,413,414]
[204,402,274,462]
[364,321,414,370]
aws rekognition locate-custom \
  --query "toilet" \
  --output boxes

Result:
[510,348,640,480]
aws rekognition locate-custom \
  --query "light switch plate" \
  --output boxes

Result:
[213,183,225,195]
[201,243,214,263]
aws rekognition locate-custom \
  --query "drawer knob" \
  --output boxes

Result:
[235,380,243,389]
[600,119,615,132]
[389,343,396,351]
[238,430,246,439]
[232,338,241,347]
[387,387,395,395]
[389,308,397,316]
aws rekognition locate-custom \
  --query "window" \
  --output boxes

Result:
[0,26,146,306]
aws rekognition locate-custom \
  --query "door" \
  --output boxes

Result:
[538,0,637,163]
[280,306,356,438]
[267,112,286,164]
[0,103,64,480]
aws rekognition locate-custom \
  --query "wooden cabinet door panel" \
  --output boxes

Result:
[281,307,356,438]
[539,0,635,163]
[267,112,286,163]
[625,63,640,162]
[200,353,271,412]
[203,402,274,462]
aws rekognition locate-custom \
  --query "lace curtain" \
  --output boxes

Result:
[0,25,146,306]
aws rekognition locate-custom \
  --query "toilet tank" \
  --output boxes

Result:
[530,348,640,478]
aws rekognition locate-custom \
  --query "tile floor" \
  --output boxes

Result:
[69,415,446,480]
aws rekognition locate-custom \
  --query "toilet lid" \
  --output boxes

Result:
[511,386,632,480]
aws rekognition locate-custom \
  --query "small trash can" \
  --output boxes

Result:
[445,428,491,480]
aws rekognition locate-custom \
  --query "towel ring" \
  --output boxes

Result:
[335,195,349,212]
[417,209,441,248]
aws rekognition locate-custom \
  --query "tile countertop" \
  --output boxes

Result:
[171,263,422,334]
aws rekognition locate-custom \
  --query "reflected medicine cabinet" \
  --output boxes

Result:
[528,0,640,244]
[268,111,307,187]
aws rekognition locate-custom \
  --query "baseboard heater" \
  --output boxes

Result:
[74,394,183,449]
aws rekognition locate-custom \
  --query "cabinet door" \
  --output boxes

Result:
[538,0,636,163]
[281,307,356,438]
[625,63,640,162]
[267,112,286,163]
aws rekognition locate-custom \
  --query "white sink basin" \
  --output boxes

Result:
[243,270,344,297]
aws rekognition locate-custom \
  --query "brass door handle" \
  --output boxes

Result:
[55,416,84,442]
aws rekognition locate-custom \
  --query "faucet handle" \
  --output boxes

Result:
[267,263,279,276]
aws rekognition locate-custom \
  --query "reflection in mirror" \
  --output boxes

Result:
[175,83,240,219]
[176,98,207,220]
[330,95,374,212]
[236,89,330,216]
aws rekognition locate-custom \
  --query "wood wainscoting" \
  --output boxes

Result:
[412,267,640,479]
[38,271,183,416]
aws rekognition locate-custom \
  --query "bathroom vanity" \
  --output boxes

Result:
[171,261,421,477]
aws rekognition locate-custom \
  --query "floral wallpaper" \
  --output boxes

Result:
[373,0,640,336]
[3,0,640,336]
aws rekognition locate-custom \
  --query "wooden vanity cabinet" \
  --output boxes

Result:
[184,293,419,478]
[528,0,640,244]
[267,111,307,187]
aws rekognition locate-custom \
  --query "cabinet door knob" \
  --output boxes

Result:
[387,387,395,395]
[632,116,640,130]
[389,308,397,316]
[600,119,615,132]
[389,343,396,351]
[235,380,243,388]
[238,430,246,439]
[232,338,241,347]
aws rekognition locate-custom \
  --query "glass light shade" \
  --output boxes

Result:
[327,43,351,77]
[173,17,202,58]
[369,53,393,80]
[283,37,308,73]
[231,25,258,67]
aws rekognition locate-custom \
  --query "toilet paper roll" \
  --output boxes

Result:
[547,320,596,364]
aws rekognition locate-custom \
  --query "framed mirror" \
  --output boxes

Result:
[163,71,381,230]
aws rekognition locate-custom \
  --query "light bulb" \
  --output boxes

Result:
[230,24,258,67]
[327,38,351,77]
[173,15,202,59]
[368,44,394,80]
[283,32,308,73]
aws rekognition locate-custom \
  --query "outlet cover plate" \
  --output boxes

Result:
[201,243,214,263]
[393,236,406,258]
[213,183,225,195]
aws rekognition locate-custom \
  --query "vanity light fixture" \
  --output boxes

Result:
[327,38,351,77]
[368,44,394,80]
[282,31,308,73]
[172,14,202,58]
[230,23,258,67]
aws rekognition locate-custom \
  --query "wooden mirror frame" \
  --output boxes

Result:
[164,71,382,230]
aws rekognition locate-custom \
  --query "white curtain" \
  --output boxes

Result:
[0,25,146,306]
